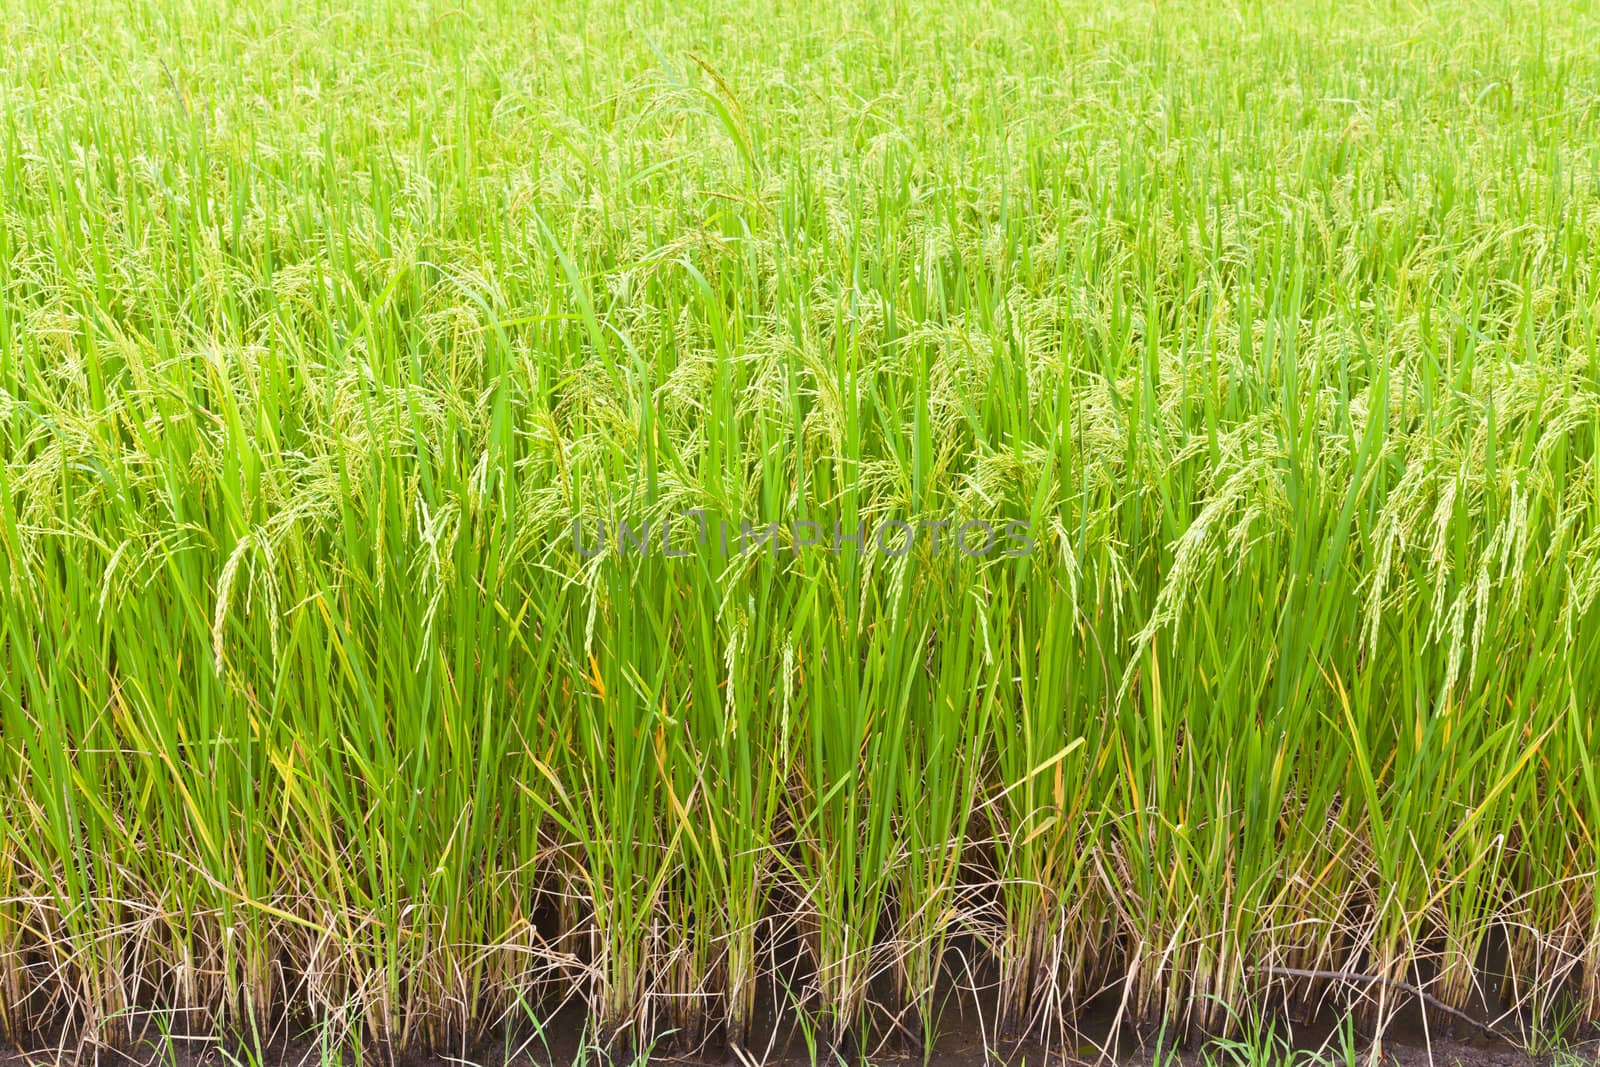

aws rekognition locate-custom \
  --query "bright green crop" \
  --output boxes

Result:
[3,0,1599,1059]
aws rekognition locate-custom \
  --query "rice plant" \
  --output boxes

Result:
[3,0,1600,1058]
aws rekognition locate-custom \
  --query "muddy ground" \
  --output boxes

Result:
[4,1011,1596,1067]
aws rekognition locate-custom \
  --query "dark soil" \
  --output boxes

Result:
[4,1015,1595,1067]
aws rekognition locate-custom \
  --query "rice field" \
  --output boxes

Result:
[3,0,1600,1058]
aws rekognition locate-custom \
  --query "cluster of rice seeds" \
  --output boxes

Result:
[3,0,1600,1056]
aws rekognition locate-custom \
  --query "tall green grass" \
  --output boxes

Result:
[3,0,1600,1055]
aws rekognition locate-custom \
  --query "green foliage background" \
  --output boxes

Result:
[3,0,1600,1052]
